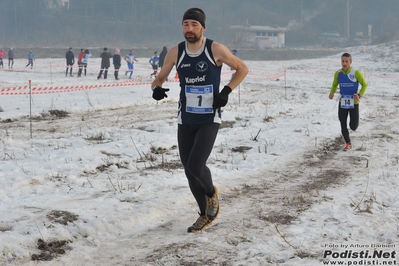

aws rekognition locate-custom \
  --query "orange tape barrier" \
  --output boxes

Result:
[0,62,165,72]
[0,70,283,95]
[0,78,179,95]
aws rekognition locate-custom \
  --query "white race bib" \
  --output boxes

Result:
[185,85,214,114]
[341,95,354,109]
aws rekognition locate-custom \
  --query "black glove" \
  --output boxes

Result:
[213,86,232,109]
[152,86,169,100]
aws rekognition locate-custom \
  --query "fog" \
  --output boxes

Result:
[0,0,398,52]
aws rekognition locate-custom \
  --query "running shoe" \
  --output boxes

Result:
[187,215,211,233]
[343,143,352,151]
[206,186,220,221]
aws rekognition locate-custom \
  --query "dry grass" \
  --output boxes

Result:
[31,239,71,261]
[46,210,79,225]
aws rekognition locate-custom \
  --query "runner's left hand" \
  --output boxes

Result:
[213,86,232,110]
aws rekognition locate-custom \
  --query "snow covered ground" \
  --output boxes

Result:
[0,42,399,266]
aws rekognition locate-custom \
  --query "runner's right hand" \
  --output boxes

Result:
[152,86,169,100]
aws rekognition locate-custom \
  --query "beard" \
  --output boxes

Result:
[184,32,201,43]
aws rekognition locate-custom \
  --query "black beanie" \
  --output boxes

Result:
[182,8,206,28]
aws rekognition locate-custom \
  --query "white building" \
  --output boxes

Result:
[230,25,288,49]
[43,0,70,9]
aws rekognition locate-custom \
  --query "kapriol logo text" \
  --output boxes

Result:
[185,75,206,84]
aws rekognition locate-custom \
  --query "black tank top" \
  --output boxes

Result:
[176,38,222,125]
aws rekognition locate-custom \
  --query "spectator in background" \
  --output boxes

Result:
[8,48,14,69]
[0,48,5,68]
[231,49,238,57]
[25,49,35,69]
[65,47,75,77]
[124,49,138,79]
[77,49,85,77]
[149,51,159,78]
[113,48,122,80]
[159,46,167,69]
[82,49,91,76]
[97,47,112,79]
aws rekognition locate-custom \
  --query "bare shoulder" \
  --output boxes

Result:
[163,46,179,69]
[168,45,179,56]
[210,41,230,57]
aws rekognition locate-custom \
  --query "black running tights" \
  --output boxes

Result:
[178,123,219,215]
[338,104,359,144]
